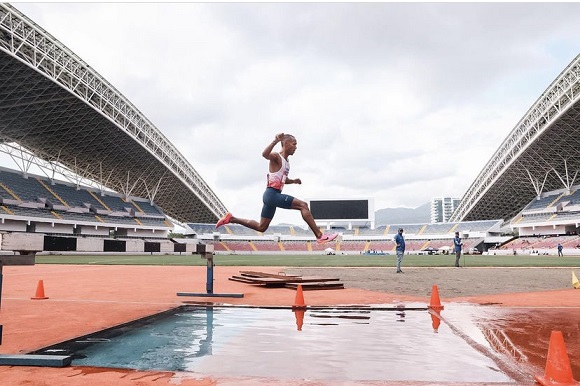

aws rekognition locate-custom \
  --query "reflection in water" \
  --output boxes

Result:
[430,310,441,333]
[473,307,580,380]
[192,307,213,357]
[293,309,304,331]
[33,305,516,383]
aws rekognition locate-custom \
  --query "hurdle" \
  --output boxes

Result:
[0,253,72,367]
[177,243,244,298]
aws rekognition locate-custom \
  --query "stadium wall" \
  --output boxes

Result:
[78,226,110,236]
[35,223,74,234]
[76,237,104,252]
[1,232,44,252]
[125,229,169,238]
[0,220,27,232]
[518,225,567,237]
[159,240,174,253]
[125,238,145,252]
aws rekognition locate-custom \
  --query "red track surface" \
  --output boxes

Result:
[0,265,578,385]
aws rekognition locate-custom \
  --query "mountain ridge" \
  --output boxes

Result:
[374,202,431,226]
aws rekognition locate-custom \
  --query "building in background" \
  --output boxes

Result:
[431,197,460,223]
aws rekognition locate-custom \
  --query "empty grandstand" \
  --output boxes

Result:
[186,219,503,255]
[509,184,580,237]
[0,167,171,238]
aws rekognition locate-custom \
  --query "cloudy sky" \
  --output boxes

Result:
[8,2,580,226]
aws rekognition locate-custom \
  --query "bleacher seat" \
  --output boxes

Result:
[524,194,560,211]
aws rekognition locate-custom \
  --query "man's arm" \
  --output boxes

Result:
[262,133,285,160]
[285,178,302,185]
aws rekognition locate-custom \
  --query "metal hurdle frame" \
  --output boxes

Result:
[177,243,244,298]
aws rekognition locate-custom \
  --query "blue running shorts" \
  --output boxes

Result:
[261,187,295,219]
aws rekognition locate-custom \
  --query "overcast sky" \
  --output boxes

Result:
[8,2,580,226]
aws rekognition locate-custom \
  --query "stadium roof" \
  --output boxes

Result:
[451,54,580,222]
[0,3,227,224]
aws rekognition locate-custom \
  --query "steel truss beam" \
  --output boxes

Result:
[451,54,580,222]
[0,3,227,223]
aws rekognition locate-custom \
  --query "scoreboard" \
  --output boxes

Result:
[309,199,371,220]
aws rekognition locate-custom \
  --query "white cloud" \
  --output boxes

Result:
[8,2,580,226]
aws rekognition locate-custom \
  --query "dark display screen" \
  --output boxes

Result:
[310,200,369,220]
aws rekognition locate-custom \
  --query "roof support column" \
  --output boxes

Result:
[552,159,579,194]
[525,168,550,200]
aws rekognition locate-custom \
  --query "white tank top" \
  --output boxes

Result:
[267,153,290,191]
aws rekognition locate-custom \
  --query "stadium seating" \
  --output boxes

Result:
[547,189,580,208]
[251,240,282,252]
[367,240,396,252]
[281,240,309,252]
[340,240,368,251]
[421,223,455,235]
[524,194,560,211]
[224,224,261,236]
[385,224,423,235]
[454,220,500,232]
[219,240,254,252]
[261,224,292,235]
[0,171,49,202]
[41,180,103,209]
[187,223,216,234]
[0,169,171,237]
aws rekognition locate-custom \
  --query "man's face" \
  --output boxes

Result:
[284,137,297,155]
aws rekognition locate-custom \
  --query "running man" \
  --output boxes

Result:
[215,133,338,244]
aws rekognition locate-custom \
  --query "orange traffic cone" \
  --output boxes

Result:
[428,284,444,311]
[293,309,305,331]
[535,330,580,385]
[31,280,49,300]
[292,284,306,309]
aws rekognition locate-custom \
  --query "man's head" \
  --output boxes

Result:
[398,228,403,234]
[281,134,297,155]
[455,231,459,236]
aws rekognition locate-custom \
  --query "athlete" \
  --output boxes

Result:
[216,133,338,244]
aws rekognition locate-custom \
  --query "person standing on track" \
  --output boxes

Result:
[394,227,405,273]
[454,231,463,267]
[215,133,338,244]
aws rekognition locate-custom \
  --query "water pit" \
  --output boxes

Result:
[34,305,520,383]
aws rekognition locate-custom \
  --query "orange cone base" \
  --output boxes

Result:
[534,375,580,386]
[293,284,306,309]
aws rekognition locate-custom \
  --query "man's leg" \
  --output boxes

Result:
[216,201,274,232]
[290,198,338,243]
[455,251,460,267]
[396,252,403,272]
[290,198,330,239]
[230,216,272,233]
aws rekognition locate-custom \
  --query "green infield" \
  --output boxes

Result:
[34,253,580,267]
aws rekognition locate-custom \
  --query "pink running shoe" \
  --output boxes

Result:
[316,233,338,244]
[215,212,232,228]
